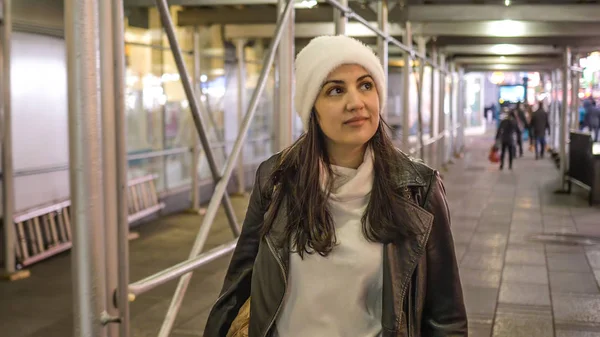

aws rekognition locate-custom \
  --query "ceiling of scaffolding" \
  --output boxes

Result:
[123,0,600,71]
[126,0,600,70]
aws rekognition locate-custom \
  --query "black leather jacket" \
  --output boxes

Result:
[204,149,468,337]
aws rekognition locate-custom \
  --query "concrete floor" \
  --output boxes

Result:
[2,132,600,337]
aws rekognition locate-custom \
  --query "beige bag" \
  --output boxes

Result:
[226,297,251,337]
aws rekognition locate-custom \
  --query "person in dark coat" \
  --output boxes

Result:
[583,98,600,142]
[529,101,550,159]
[495,111,521,170]
[514,102,528,157]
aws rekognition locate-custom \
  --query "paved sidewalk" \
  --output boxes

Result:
[447,134,600,337]
[1,132,600,337]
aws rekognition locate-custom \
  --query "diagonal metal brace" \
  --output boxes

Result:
[155,0,241,237]
[154,0,296,337]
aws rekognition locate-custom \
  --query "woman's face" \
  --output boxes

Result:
[313,64,380,149]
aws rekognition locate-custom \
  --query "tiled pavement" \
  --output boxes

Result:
[1,132,600,337]
[447,134,600,337]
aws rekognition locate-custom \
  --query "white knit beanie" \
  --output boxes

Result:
[294,35,386,131]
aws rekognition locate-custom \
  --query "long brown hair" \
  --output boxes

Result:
[261,110,421,258]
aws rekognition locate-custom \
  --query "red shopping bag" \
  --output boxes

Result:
[488,145,500,163]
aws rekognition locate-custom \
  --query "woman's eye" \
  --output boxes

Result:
[361,82,374,90]
[327,87,344,96]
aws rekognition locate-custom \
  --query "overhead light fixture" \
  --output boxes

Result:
[295,0,318,8]
[490,44,520,55]
[486,20,526,37]
[505,0,510,6]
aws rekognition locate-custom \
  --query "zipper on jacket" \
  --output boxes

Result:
[262,236,287,337]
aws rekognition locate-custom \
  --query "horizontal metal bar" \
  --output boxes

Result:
[207,135,273,149]
[13,199,71,223]
[413,21,600,38]
[127,174,159,187]
[127,147,191,161]
[1,148,191,179]
[125,41,193,55]
[566,176,592,191]
[21,242,73,267]
[6,164,70,179]
[405,4,600,22]
[128,239,238,298]
[570,66,584,73]
[408,132,446,155]
[127,203,165,223]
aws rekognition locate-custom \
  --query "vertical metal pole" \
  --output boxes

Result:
[334,0,347,35]
[235,38,246,194]
[438,54,446,168]
[377,0,388,120]
[66,0,107,335]
[191,27,201,210]
[1,0,16,277]
[112,0,130,335]
[276,0,294,150]
[402,21,412,151]
[430,47,438,138]
[99,1,119,336]
[457,67,465,155]
[551,69,558,149]
[416,37,426,159]
[572,55,580,130]
[448,62,456,162]
[560,47,571,189]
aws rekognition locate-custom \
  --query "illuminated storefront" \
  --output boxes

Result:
[124,7,276,193]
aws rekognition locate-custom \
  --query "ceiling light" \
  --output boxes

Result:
[505,0,510,6]
[490,44,520,55]
[486,20,527,37]
[295,0,318,8]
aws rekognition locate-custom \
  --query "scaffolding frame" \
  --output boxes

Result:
[2,0,470,336]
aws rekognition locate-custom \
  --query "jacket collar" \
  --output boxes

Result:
[389,149,428,189]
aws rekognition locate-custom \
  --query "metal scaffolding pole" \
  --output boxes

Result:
[334,0,348,35]
[416,37,426,159]
[65,0,107,335]
[190,27,202,211]
[1,0,20,280]
[235,38,247,193]
[112,0,130,335]
[571,55,581,130]
[156,1,295,336]
[438,54,447,169]
[430,47,438,139]
[377,0,388,119]
[276,0,294,150]
[456,67,465,156]
[560,47,571,189]
[551,69,559,150]
[402,22,412,151]
[448,62,456,162]
[99,0,119,335]
[154,0,241,237]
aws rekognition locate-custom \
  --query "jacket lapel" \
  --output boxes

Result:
[382,151,435,333]
[264,190,290,272]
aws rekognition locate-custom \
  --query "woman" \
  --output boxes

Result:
[203,35,467,337]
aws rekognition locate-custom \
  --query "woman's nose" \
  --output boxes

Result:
[345,89,365,111]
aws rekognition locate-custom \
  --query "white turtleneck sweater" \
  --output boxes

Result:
[273,148,383,337]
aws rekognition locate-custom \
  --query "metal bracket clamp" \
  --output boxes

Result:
[101,311,122,325]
